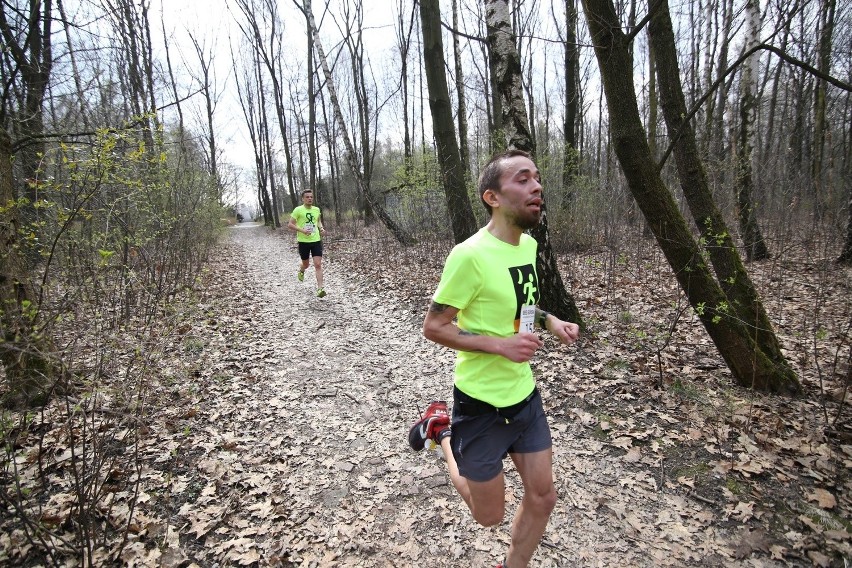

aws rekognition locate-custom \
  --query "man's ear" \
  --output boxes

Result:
[482,188,500,209]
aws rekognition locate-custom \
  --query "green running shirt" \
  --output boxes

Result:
[433,227,540,407]
[291,205,322,243]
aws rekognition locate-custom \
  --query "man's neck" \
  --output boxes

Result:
[485,217,522,246]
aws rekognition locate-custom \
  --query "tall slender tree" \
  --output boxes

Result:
[734,0,770,261]
[451,0,471,182]
[419,0,478,243]
[295,0,414,244]
[0,1,64,406]
[562,0,580,208]
[811,0,836,218]
[649,0,795,391]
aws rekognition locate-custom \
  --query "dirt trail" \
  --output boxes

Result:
[169,223,787,567]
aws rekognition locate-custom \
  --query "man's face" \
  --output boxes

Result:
[302,192,314,206]
[492,156,543,230]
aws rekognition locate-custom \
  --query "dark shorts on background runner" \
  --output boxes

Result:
[449,388,551,482]
[298,241,323,260]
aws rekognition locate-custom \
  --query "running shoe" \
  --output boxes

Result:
[316,287,326,298]
[408,401,450,451]
[297,270,305,282]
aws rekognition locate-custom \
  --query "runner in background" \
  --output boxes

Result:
[287,189,327,298]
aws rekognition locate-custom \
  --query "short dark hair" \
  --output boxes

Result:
[477,149,532,214]
[301,189,313,197]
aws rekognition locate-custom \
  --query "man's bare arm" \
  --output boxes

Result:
[423,301,543,363]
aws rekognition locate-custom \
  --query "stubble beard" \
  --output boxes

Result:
[512,209,541,231]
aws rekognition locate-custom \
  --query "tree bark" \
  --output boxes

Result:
[562,0,580,208]
[839,104,852,265]
[0,130,59,407]
[649,0,797,393]
[451,0,471,183]
[396,1,415,172]
[811,0,836,218]
[419,0,478,244]
[734,0,770,261]
[484,0,583,327]
[582,0,799,394]
[233,0,298,213]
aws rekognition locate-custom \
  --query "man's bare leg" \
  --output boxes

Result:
[438,437,507,527]
[505,449,556,567]
[313,257,323,288]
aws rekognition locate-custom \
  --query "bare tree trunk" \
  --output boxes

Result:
[649,0,796,392]
[233,0,298,214]
[307,13,317,195]
[419,0,478,243]
[811,0,836,218]
[582,0,799,394]
[839,96,852,264]
[320,92,342,225]
[562,0,580,208]
[296,0,414,244]
[0,130,59,407]
[0,0,53,230]
[106,0,156,151]
[341,2,377,225]
[396,1,416,173]
[451,0,471,182]
[187,34,223,204]
[734,0,770,261]
[0,4,63,407]
[234,46,273,226]
[484,0,583,327]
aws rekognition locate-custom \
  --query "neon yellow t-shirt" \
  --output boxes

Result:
[433,227,540,407]
[291,205,322,243]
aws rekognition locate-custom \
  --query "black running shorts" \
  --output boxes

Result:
[298,241,323,260]
[449,388,552,482]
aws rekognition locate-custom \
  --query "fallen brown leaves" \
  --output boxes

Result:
[1,222,848,567]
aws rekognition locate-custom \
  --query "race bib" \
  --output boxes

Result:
[519,305,536,333]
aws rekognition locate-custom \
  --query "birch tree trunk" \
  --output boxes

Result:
[582,0,799,394]
[419,0,478,244]
[484,0,583,326]
[734,0,770,261]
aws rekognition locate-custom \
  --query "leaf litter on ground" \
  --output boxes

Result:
[1,222,849,567]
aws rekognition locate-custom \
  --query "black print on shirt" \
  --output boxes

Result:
[509,264,539,320]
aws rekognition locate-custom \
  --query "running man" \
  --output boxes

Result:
[408,150,580,568]
[287,189,327,297]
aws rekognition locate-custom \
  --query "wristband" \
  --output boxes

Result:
[537,310,550,328]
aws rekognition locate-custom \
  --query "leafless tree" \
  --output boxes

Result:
[582,0,799,393]
[734,0,770,261]
[295,0,414,244]
[419,0,478,243]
